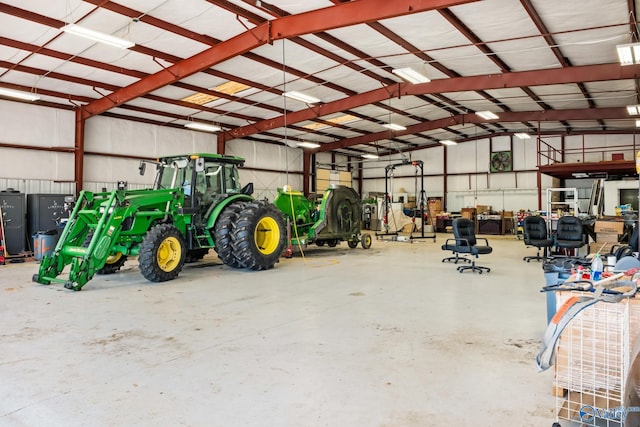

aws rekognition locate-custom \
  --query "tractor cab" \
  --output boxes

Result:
[145,154,244,213]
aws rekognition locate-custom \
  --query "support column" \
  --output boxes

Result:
[303,151,311,196]
[217,133,226,155]
[442,145,448,211]
[358,158,363,197]
[74,109,85,196]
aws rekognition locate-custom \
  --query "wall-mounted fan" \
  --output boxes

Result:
[490,151,512,172]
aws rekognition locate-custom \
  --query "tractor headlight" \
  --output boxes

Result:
[99,206,114,215]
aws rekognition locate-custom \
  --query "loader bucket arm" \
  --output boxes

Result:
[34,188,177,290]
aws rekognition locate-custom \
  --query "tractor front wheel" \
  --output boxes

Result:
[232,201,286,270]
[97,252,128,274]
[139,224,186,282]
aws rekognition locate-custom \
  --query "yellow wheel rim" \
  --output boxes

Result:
[105,252,123,265]
[255,216,280,255]
[156,236,182,272]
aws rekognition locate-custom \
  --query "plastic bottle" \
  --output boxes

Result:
[591,254,603,281]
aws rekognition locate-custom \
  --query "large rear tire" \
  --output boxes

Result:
[231,201,286,270]
[213,201,246,268]
[139,224,186,282]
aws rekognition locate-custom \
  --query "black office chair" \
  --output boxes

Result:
[554,215,585,255]
[522,216,553,262]
[441,218,492,274]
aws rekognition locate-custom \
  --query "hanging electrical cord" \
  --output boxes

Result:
[287,186,306,260]
[281,39,290,183]
[280,39,306,260]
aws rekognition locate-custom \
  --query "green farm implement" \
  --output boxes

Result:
[273,185,372,255]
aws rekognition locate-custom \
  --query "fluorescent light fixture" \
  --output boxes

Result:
[62,24,135,49]
[515,133,531,139]
[476,111,499,120]
[635,119,640,128]
[628,105,640,115]
[439,140,457,146]
[391,67,430,84]
[362,153,379,159]
[617,43,640,65]
[185,122,222,132]
[0,87,40,101]
[382,123,407,131]
[296,141,321,149]
[282,91,320,104]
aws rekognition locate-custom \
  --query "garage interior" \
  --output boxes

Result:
[2,1,640,426]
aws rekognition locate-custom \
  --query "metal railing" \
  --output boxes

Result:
[537,135,638,166]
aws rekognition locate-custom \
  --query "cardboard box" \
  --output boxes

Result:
[428,199,442,211]
[589,242,615,254]
[461,208,475,219]
[594,220,624,234]
[595,232,620,243]
[476,205,492,214]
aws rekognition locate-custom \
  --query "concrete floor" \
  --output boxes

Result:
[0,233,560,426]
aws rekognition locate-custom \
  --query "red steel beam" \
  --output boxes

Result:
[318,107,630,152]
[226,63,640,140]
[81,0,479,118]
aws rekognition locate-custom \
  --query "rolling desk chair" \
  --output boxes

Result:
[554,215,585,256]
[522,216,554,262]
[441,218,493,274]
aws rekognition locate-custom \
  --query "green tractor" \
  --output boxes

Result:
[33,153,286,291]
[273,185,372,254]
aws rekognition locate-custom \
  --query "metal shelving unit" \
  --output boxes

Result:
[547,188,579,232]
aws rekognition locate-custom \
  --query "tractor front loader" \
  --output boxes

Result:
[33,153,286,291]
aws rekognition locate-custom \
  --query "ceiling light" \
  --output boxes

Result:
[362,153,379,159]
[476,111,499,120]
[282,91,321,104]
[382,123,407,131]
[439,140,457,146]
[617,43,640,65]
[635,119,640,128]
[515,133,531,139]
[628,105,640,115]
[0,87,40,101]
[61,24,135,49]
[296,141,321,149]
[185,122,222,132]
[391,67,430,84]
